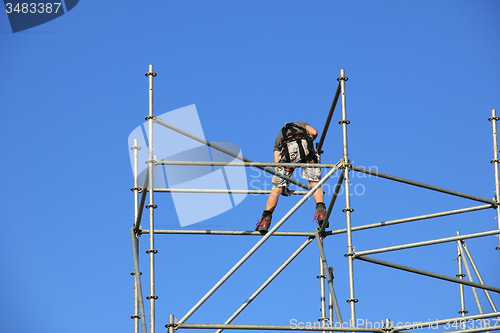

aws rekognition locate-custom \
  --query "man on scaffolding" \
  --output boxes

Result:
[255,121,327,234]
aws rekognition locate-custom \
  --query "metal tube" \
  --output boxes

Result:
[353,229,500,257]
[319,246,327,326]
[319,171,345,235]
[134,173,149,232]
[142,229,316,236]
[392,311,500,331]
[130,227,148,333]
[178,165,341,324]
[328,266,334,324]
[352,166,496,205]
[455,232,467,317]
[315,231,343,324]
[356,255,500,293]
[154,117,312,190]
[461,240,499,315]
[175,323,384,332]
[489,109,500,254]
[132,139,141,224]
[317,83,341,154]
[167,314,175,333]
[443,326,500,333]
[341,205,493,234]
[339,68,356,326]
[158,160,341,169]
[143,204,493,237]
[215,237,314,333]
[154,188,309,195]
[145,64,157,333]
[133,272,139,333]
[131,138,141,333]
[457,237,484,316]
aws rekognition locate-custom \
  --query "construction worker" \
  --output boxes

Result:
[255,122,327,234]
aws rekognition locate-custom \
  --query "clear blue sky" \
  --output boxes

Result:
[1,1,499,333]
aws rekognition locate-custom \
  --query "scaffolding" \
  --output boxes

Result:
[130,65,500,333]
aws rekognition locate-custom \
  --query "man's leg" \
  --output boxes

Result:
[309,181,324,203]
[266,186,282,212]
[309,180,328,228]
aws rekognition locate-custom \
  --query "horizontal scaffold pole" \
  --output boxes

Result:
[443,326,500,333]
[153,188,309,195]
[392,311,500,331]
[173,323,384,332]
[140,205,492,237]
[141,229,316,236]
[351,165,496,205]
[356,255,500,293]
[158,160,341,169]
[335,204,493,235]
[353,229,500,257]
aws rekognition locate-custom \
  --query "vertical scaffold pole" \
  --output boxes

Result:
[489,109,500,257]
[145,64,158,333]
[131,138,142,333]
[339,69,357,327]
[455,231,467,318]
[318,245,327,327]
[328,267,334,323]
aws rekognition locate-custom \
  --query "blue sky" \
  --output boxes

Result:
[1,1,499,333]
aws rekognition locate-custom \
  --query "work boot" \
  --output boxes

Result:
[255,210,272,234]
[314,202,329,228]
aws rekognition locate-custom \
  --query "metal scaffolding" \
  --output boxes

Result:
[130,65,500,333]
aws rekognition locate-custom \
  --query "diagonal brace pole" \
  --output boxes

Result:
[317,82,341,154]
[178,164,341,324]
[356,255,500,293]
[319,170,344,235]
[351,165,495,205]
[461,240,499,318]
[215,237,315,333]
[315,231,343,324]
[154,117,311,191]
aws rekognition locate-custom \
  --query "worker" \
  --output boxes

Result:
[255,122,327,234]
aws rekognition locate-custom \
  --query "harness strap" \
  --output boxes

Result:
[280,123,317,163]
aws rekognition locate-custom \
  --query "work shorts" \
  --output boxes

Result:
[271,140,321,188]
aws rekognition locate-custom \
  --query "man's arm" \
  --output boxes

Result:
[305,125,318,140]
[274,150,281,163]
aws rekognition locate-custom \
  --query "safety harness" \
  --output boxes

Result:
[280,123,318,165]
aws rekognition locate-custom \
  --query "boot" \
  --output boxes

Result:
[256,210,272,234]
[314,202,329,228]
